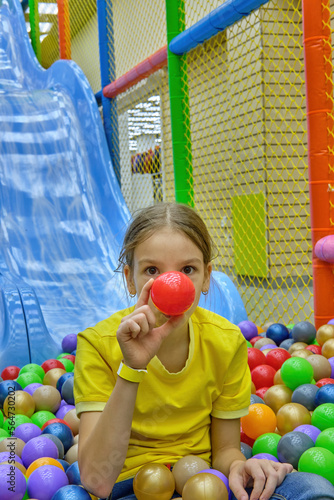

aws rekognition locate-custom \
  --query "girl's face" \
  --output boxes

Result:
[124,228,212,323]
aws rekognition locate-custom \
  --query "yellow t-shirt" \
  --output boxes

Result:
[74,306,251,481]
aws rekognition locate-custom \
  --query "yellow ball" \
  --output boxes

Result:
[3,390,35,418]
[322,338,334,359]
[133,463,175,500]
[182,473,229,500]
[276,403,311,435]
[264,384,293,414]
[316,324,334,346]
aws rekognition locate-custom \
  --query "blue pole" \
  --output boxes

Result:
[96,0,121,185]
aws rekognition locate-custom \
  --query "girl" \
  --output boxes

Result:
[74,202,334,500]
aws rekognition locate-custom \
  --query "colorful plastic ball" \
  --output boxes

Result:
[316,428,334,454]
[247,348,267,371]
[266,324,290,345]
[61,334,78,354]
[249,336,263,346]
[197,469,229,495]
[1,366,20,381]
[240,442,253,459]
[64,443,78,464]
[26,456,65,477]
[57,459,70,472]
[298,447,334,485]
[66,461,81,485]
[19,363,45,381]
[240,428,255,447]
[316,324,334,346]
[315,384,334,406]
[51,485,92,500]
[306,354,332,381]
[294,424,321,443]
[274,369,283,385]
[61,378,74,405]
[254,338,276,350]
[42,433,65,459]
[16,372,43,389]
[279,339,295,351]
[322,339,334,359]
[0,437,25,457]
[263,384,292,414]
[328,357,334,378]
[42,419,72,432]
[305,345,322,355]
[0,463,27,500]
[24,383,43,396]
[251,365,276,390]
[13,423,42,443]
[151,271,196,316]
[172,455,209,494]
[43,369,67,388]
[241,404,277,440]
[182,472,229,500]
[252,452,278,461]
[21,435,59,468]
[41,359,66,374]
[291,349,312,360]
[288,342,308,354]
[256,387,269,399]
[252,433,281,459]
[316,378,334,388]
[28,464,69,500]
[250,394,265,405]
[63,409,80,436]
[133,463,175,500]
[280,357,313,391]
[291,322,316,344]
[265,348,291,371]
[60,359,74,373]
[0,428,10,440]
[3,414,32,433]
[291,384,319,411]
[0,460,26,475]
[276,403,311,435]
[0,451,23,465]
[56,405,75,420]
[312,403,334,430]
[56,373,74,394]
[259,344,275,351]
[33,385,61,413]
[0,381,23,408]
[31,411,56,429]
[3,390,35,418]
[42,422,74,453]
[238,320,258,341]
[277,431,314,469]
[62,355,76,365]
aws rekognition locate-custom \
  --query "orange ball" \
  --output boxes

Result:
[316,324,334,346]
[263,384,293,414]
[43,368,66,387]
[322,338,334,359]
[3,390,35,418]
[133,463,175,500]
[276,402,311,435]
[241,404,277,440]
[182,473,229,500]
[26,457,65,477]
[306,354,332,381]
[32,385,61,413]
[172,455,209,495]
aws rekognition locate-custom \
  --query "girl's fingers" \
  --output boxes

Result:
[135,279,154,309]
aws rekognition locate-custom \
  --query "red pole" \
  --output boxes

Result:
[57,0,71,59]
[303,0,334,328]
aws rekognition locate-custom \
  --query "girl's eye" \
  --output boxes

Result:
[146,266,158,275]
[182,266,194,275]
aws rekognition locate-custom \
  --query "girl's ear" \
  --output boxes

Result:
[124,265,136,295]
[202,262,212,294]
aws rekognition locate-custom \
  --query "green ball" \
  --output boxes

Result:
[16,372,43,389]
[281,357,313,390]
[31,410,56,429]
[316,428,334,454]
[19,363,45,380]
[0,428,10,441]
[252,433,281,458]
[312,404,334,431]
[0,410,3,428]
[298,446,334,485]
[3,414,32,433]
[60,358,74,373]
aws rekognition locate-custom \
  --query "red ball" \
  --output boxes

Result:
[151,271,196,316]
[62,355,75,364]
[41,418,72,431]
[265,348,291,370]
[247,348,267,371]
[41,359,65,373]
[256,387,269,399]
[305,345,322,355]
[316,378,334,388]
[240,428,255,447]
[1,366,20,380]
[249,336,263,346]
[251,364,276,390]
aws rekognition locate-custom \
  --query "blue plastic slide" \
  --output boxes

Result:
[0,0,247,371]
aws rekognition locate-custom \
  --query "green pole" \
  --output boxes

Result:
[28,0,41,64]
[166,0,194,206]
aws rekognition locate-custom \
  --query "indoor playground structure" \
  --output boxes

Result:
[1,0,334,498]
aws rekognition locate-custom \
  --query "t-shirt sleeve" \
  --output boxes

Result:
[211,335,251,419]
[73,328,117,417]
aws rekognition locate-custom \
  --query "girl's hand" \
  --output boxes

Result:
[116,279,185,369]
[229,458,293,500]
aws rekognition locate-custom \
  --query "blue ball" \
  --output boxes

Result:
[279,338,295,351]
[292,384,319,411]
[0,380,22,407]
[51,485,91,500]
[250,395,265,405]
[291,321,316,344]
[57,459,70,472]
[266,324,290,345]
[315,384,334,406]
[61,377,74,405]
[42,422,73,453]
[66,461,81,485]
[57,372,74,393]
[277,431,314,469]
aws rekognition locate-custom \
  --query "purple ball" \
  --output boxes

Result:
[24,383,43,396]
[13,422,42,442]
[61,334,77,354]
[328,357,334,378]
[56,404,75,420]
[238,320,258,341]
[328,319,334,325]
[21,435,59,467]
[199,469,230,492]
[294,424,321,443]
[28,464,69,500]
[252,453,279,462]
[260,344,275,351]
[0,464,26,500]
[0,452,23,465]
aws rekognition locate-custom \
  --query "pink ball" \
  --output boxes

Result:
[315,235,334,263]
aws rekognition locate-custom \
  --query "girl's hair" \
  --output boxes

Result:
[118,202,215,271]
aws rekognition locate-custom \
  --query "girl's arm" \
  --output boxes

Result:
[211,417,293,500]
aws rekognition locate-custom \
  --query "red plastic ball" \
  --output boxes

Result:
[41,359,65,373]
[316,378,334,388]
[41,418,72,431]
[305,345,322,355]
[62,355,75,364]
[265,348,291,371]
[1,366,20,380]
[247,348,267,371]
[256,387,269,399]
[251,364,276,390]
[240,428,255,447]
[151,271,196,316]
[249,336,263,346]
